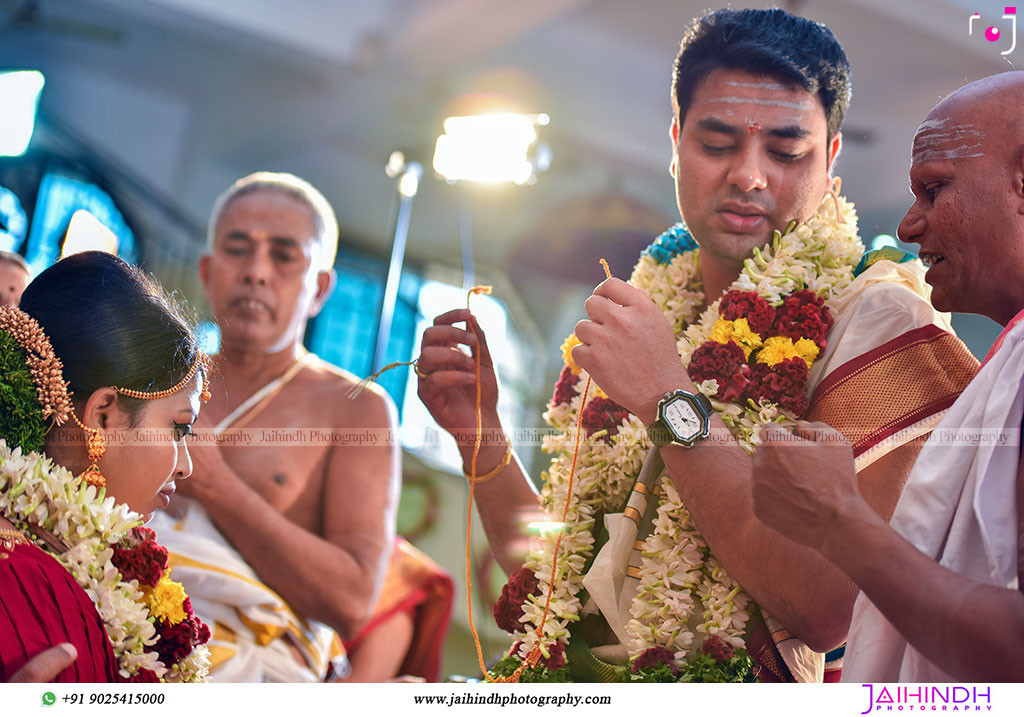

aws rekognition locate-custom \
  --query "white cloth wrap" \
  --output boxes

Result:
[151,507,341,682]
[844,318,1024,682]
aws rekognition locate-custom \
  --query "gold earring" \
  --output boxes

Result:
[72,412,106,489]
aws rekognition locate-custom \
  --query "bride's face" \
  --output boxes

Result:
[104,374,202,521]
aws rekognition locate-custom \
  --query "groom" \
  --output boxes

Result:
[417,7,977,681]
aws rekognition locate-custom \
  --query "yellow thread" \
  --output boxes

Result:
[347,360,422,398]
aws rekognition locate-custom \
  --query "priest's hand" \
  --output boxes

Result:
[572,278,689,425]
[417,310,506,467]
[751,422,864,552]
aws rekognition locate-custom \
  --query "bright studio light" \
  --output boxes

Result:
[0,71,45,157]
[433,113,539,184]
[61,209,119,258]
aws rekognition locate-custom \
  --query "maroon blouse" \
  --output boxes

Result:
[0,541,123,682]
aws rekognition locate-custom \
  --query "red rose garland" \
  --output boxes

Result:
[772,289,834,346]
[579,397,631,442]
[688,340,751,403]
[551,365,578,407]
[111,526,168,589]
[689,289,832,419]
[496,194,862,679]
[112,526,211,675]
[493,567,542,634]
[719,290,775,334]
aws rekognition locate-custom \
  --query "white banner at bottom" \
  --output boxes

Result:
[4,682,1022,716]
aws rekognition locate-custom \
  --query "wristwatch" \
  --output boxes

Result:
[645,389,713,448]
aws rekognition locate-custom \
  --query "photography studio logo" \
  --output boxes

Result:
[859,684,993,713]
[970,7,1017,55]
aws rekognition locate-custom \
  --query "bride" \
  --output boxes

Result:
[0,251,211,682]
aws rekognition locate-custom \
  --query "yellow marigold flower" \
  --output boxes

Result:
[590,384,608,400]
[561,334,582,375]
[793,338,820,366]
[710,317,762,360]
[147,574,188,625]
[757,336,819,368]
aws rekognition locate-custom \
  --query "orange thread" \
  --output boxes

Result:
[532,375,590,655]
[461,285,501,682]
[463,263,609,682]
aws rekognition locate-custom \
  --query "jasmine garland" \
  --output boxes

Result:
[0,441,210,681]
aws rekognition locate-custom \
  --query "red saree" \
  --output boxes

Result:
[0,542,122,682]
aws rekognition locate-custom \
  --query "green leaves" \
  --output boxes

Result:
[0,330,46,453]
[489,655,572,683]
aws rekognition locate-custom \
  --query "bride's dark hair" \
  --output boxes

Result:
[18,251,200,419]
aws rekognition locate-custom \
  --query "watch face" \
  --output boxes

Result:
[663,397,702,442]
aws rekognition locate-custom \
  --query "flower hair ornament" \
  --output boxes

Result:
[0,306,210,489]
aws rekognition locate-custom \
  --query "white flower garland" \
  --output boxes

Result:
[513,193,863,671]
[0,440,210,682]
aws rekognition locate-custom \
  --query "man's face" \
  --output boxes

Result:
[673,69,839,271]
[0,262,28,306]
[898,107,1023,321]
[200,189,329,353]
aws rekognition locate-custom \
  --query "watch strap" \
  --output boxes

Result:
[645,418,674,447]
[694,391,713,416]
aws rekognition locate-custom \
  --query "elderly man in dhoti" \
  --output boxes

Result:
[152,173,450,682]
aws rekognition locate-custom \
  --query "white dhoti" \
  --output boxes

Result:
[844,314,1024,682]
[150,507,346,682]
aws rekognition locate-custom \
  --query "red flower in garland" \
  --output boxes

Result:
[700,635,735,663]
[745,358,810,417]
[508,640,566,670]
[542,641,566,670]
[154,598,210,667]
[579,396,631,442]
[494,567,541,633]
[719,290,775,335]
[551,365,577,407]
[771,290,833,347]
[111,527,169,589]
[688,340,750,402]
[631,645,678,674]
[129,668,160,683]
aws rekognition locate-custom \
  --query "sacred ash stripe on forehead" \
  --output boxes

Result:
[725,80,790,91]
[913,116,985,162]
[708,96,814,110]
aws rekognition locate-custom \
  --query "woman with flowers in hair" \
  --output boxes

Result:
[0,251,211,682]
